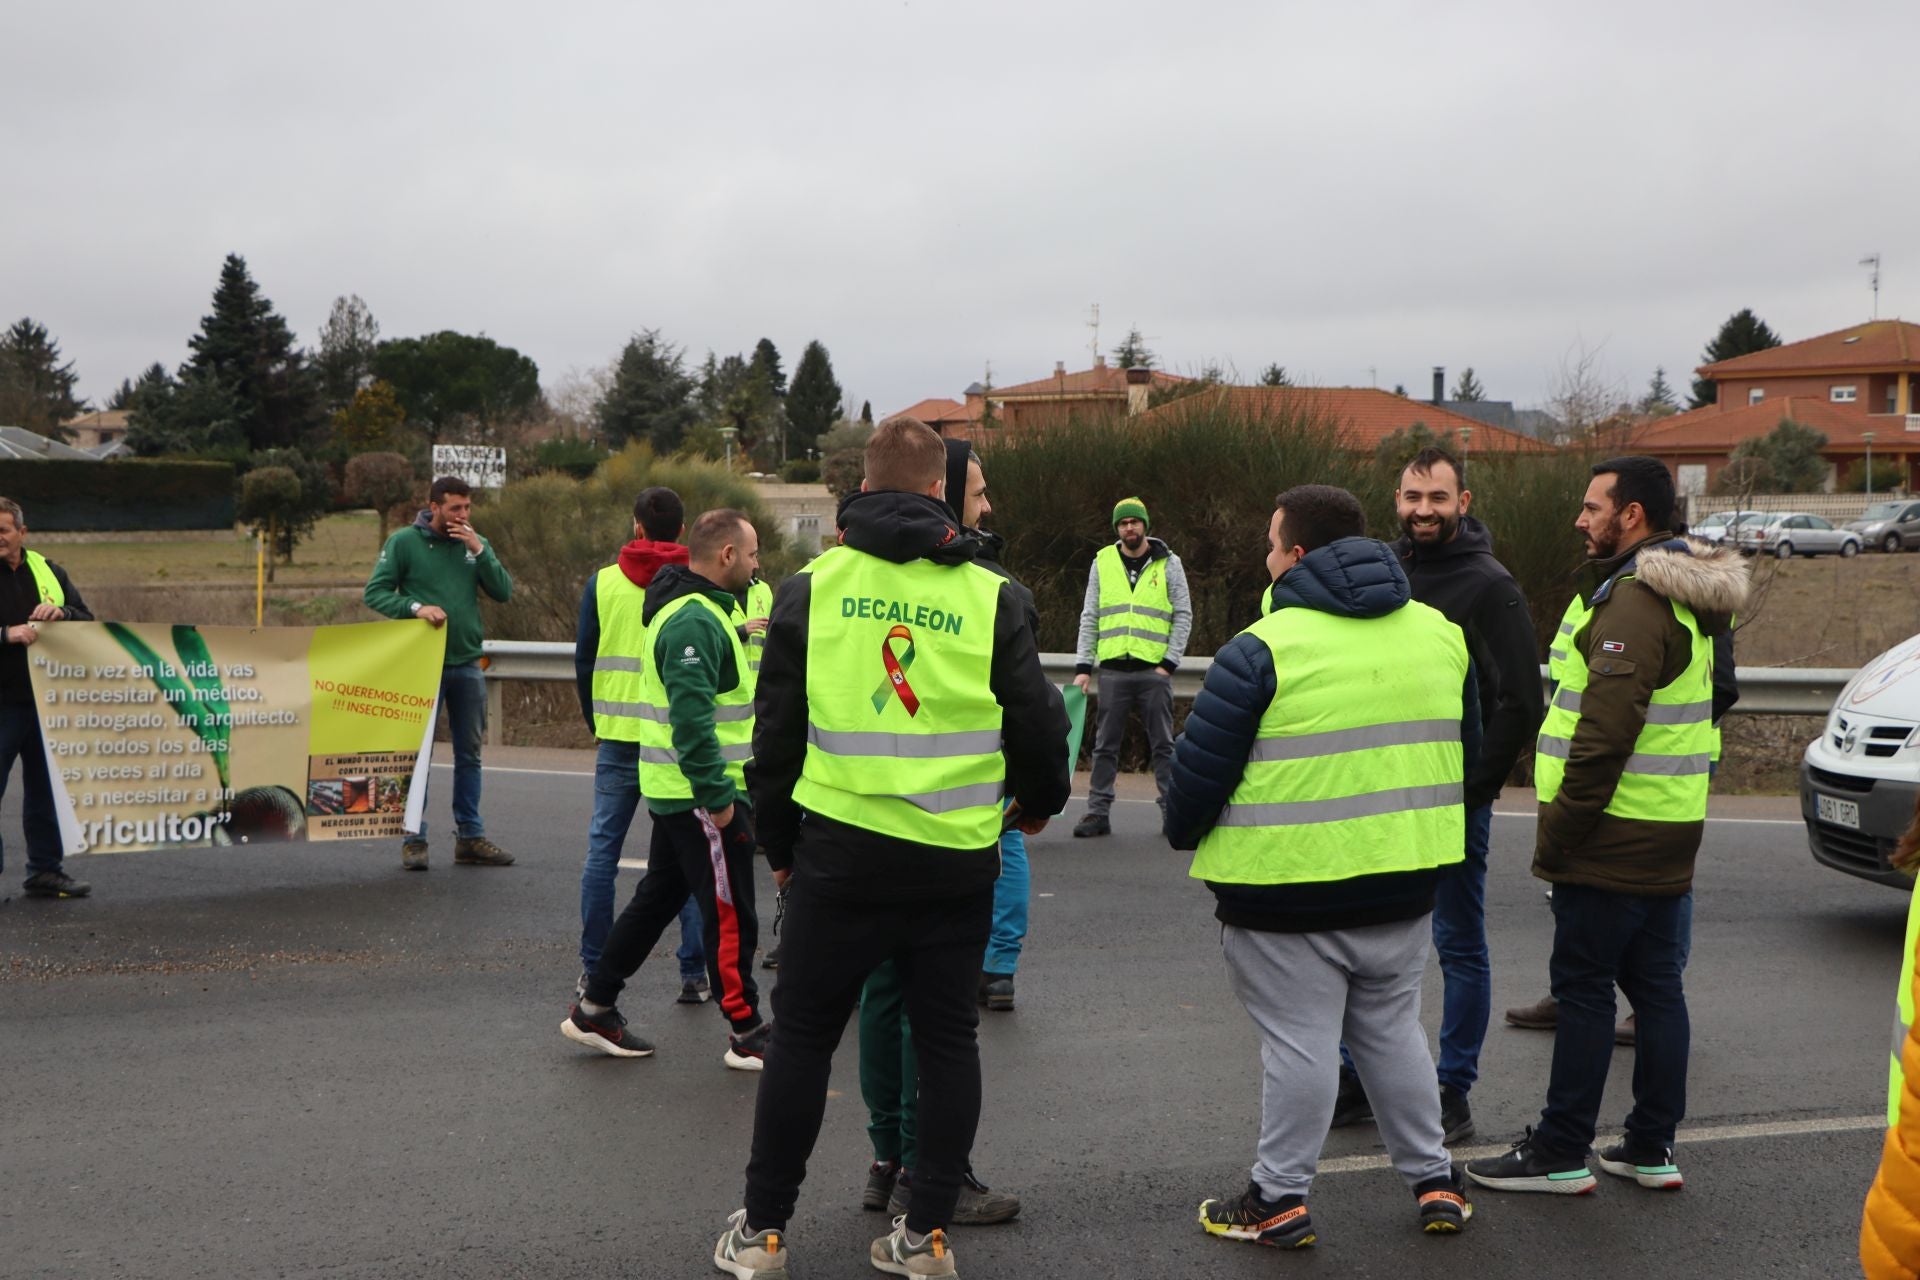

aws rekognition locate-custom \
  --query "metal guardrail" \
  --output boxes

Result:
[476,641,1855,743]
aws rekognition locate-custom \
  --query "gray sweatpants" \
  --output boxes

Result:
[1086,667,1174,815]
[1222,918,1451,1198]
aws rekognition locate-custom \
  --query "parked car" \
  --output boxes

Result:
[1735,512,1863,559]
[1693,510,1766,545]
[1803,632,1920,886]
[1845,499,1920,553]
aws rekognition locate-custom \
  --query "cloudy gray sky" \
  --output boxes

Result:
[7,0,1916,419]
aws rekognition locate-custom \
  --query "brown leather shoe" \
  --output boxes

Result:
[453,837,515,866]
[1504,993,1557,1029]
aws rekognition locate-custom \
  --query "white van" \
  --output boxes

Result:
[1802,632,1920,886]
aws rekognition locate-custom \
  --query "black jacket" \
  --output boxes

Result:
[1165,537,1482,933]
[0,555,94,706]
[1390,516,1545,810]
[750,489,1071,903]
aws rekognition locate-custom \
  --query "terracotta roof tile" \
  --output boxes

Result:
[885,397,977,426]
[1141,386,1553,453]
[988,363,1190,398]
[1631,397,1905,450]
[1701,319,1920,376]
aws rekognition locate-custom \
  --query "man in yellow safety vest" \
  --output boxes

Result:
[712,418,1069,1280]
[1468,456,1747,1197]
[0,496,94,899]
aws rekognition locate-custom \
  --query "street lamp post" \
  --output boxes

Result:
[720,425,739,469]
[1865,431,1877,498]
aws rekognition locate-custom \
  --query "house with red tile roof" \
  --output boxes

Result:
[882,397,979,435]
[885,357,1192,440]
[1139,385,1553,454]
[1621,319,1920,496]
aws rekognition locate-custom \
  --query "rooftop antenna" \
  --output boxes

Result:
[1367,366,1378,388]
[1087,303,1102,364]
[1862,253,1882,318]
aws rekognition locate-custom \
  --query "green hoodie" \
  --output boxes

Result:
[643,564,750,815]
[363,511,513,665]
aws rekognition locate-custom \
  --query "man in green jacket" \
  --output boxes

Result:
[362,475,515,870]
[562,509,771,1069]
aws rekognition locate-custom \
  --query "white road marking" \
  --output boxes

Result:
[1317,1113,1883,1175]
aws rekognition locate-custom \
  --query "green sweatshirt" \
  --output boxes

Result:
[647,581,748,816]
[363,516,513,665]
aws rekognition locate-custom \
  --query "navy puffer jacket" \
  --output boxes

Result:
[1163,537,1482,933]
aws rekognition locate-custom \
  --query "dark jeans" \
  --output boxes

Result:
[412,662,486,842]
[859,959,918,1168]
[586,807,761,1032]
[744,868,994,1237]
[1433,803,1494,1093]
[1534,882,1690,1157]
[578,739,703,977]
[1087,667,1175,814]
[0,706,63,877]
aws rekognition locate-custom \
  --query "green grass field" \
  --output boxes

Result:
[42,512,387,587]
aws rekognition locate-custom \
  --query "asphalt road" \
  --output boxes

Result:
[1,756,1902,1280]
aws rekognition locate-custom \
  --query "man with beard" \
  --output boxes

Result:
[1329,447,1543,1145]
[1467,457,1747,1196]
[713,418,1068,1280]
[1070,498,1193,836]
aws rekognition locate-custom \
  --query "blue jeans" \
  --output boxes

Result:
[1534,882,1690,1156]
[413,663,487,842]
[0,706,63,877]
[579,740,703,977]
[983,827,1028,976]
[1432,803,1493,1093]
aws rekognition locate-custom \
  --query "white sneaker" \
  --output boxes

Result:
[714,1208,789,1279]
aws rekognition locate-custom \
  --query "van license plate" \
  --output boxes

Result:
[1816,795,1861,829]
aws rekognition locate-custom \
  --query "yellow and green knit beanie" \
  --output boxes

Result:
[1111,496,1150,530]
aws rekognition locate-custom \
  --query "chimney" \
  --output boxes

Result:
[1094,354,1107,370]
[1432,366,1445,404]
[1055,361,1066,392]
[1125,365,1153,417]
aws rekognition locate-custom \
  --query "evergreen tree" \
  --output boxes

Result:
[371,330,540,445]
[697,351,785,462]
[183,254,322,451]
[331,379,409,453]
[595,330,697,452]
[0,318,87,435]
[249,447,336,565]
[859,400,873,424]
[1640,366,1678,416]
[1452,367,1486,401]
[787,340,843,457]
[749,338,787,398]
[315,294,381,411]
[1259,364,1292,387]
[126,370,246,460]
[1111,327,1156,370]
[1689,308,1782,408]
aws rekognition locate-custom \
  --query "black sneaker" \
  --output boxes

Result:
[1415,1170,1474,1233]
[1071,813,1111,838]
[678,975,710,1005]
[980,973,1015,1011]
[1440,1083,1474,1144]
[1197,1182,1314,1248]
[574,971,589,1003]
[726,1020,771,1071]
[1330,1065,1372,1127]
[886,1167,913,1217]
[761,944,780,971]
[560,1003,655,1058]
[1465,1128,1596,1194]
[1595,1136,1683,1190]
[863,1160,899,1211]
[22,870,91,898]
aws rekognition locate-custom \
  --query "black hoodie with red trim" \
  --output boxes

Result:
[574,538,691,734]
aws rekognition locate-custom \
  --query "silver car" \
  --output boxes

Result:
[1694,510,1766,545]
[1737,512,1863,559]
[1846,499,1920,553]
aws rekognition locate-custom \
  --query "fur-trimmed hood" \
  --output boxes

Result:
[1624,537,1750,633]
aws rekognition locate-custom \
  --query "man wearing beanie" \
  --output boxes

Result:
[1072,496,1193,837]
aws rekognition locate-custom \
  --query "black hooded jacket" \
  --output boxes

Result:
[750,488,1071,903]
[1389,516,1545,810]
[1166,537,1482,933]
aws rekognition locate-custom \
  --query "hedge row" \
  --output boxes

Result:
[1,459,237,531]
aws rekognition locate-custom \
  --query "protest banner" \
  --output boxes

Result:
[430,444,507,489]
[26,620,447,854]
